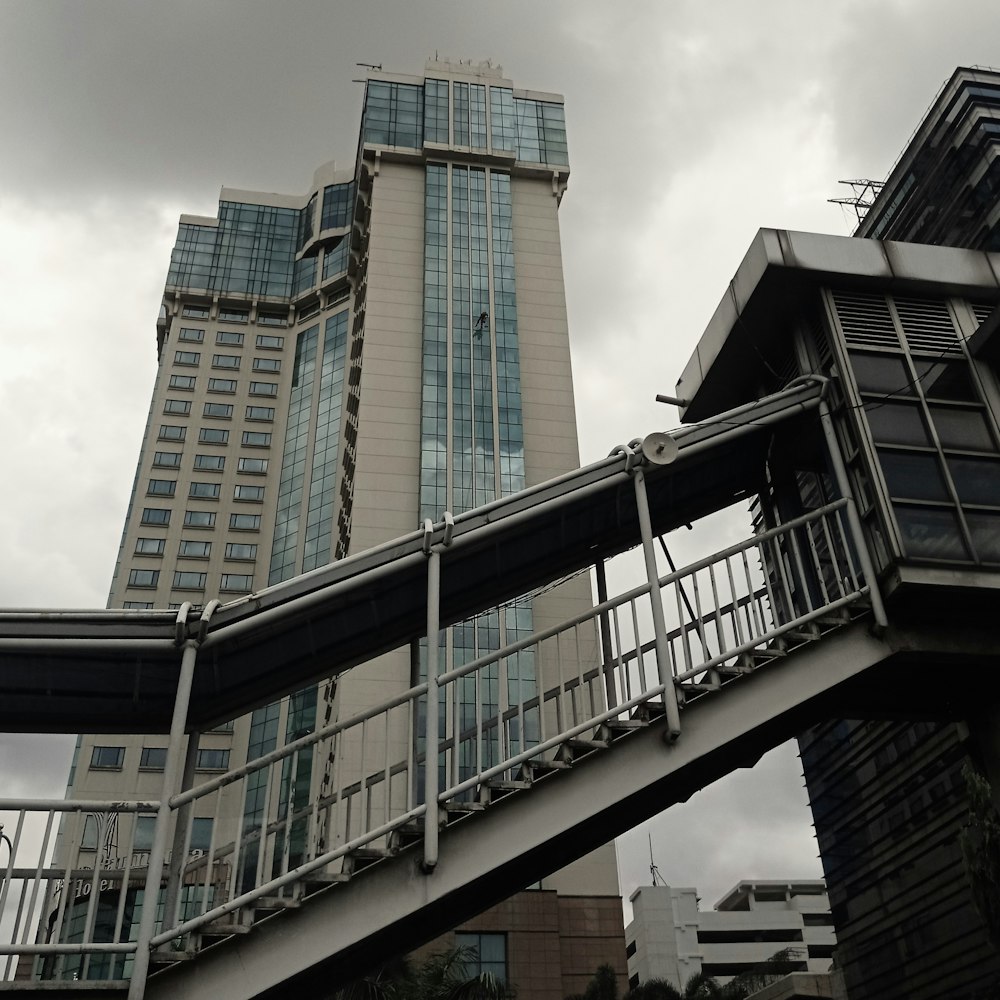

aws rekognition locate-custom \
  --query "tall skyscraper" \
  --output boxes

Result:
[799,65,1000,1000]
[63,59,624,995]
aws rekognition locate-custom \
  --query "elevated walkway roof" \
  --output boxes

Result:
[0,380,820,734]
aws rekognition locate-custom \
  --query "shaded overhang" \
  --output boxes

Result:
[0,381,820,734]
[677,228,1000,423]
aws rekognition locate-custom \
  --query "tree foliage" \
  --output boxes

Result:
[961,761,1000,953]
[332,947,511,1000]
[625,947,803,1000]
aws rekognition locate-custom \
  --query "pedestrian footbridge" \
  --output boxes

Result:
[4,368,996,999]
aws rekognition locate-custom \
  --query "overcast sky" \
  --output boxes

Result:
[1,0,997,917]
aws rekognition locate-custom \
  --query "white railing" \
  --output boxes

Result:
[0,498,871,987]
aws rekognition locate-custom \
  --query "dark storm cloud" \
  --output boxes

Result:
[0,0,572,203]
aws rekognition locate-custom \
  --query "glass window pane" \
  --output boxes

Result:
[947,456,1000,506]
[864,401,929,447]
[878,449,950,501]
[848,352,911,394]
[893,504,969,560]
[914,359,977,401]
[967,512,1000,562]
[930,406,996,452]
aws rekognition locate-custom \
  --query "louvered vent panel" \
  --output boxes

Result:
[893,295,962,355]
[972,301,996,328]
[832,291,900,349]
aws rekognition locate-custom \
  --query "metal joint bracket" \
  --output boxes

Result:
[610,442,640,473]
[422,513,456,555]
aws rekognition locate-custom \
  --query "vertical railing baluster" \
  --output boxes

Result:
[422,527,442,872]
[632,465,681,738]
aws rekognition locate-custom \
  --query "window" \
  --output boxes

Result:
[189,482,221,499]
[164,398,192,415]
[190,818,214,851]
[174,350,200,366]
[234,484,264,502]
[246,406,274,421]
[213,354,240,370]
[242,431,271,447]
[173,570,207,590]
[194,454,225,471]
[169,374,196,390]
[218,308,248,324]
[256,334,284,350]
[134,537,165,555]
[203,402,234,418]
[139,747,167,770]
[178,327,205,342]
[140,508,171,526]
[199,427,230,445]
[159,424,187,442]
[216,330,245,345]
[182,305,210,319]
[134,815,156,851]
[128,568,160,588]
[257,312,287,327]
[297,301,320,322]
[152,451,181,469]
[184,510,216,528]
[123,601,154,610]
[238,457,268,474]
[196,749,230,771]
[253,357,281,373]
[230,513,261,530]
[147,479,176,497]
[208,378,237,393]
[179,540,212,558]
[220,573,254,592]
[90,746,125,770]
[249,381,277,396]
[225,542,257,560]
[454,933,505,982]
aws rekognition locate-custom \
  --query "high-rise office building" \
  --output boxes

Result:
[63,59,624,996]
[799,65,1000,1000]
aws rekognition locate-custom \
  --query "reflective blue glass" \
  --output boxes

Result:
[303,310,349,572]
[269,325,319,584]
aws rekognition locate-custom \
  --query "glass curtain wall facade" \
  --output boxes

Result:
[61,61,625,990]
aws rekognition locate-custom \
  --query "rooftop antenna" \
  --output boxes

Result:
[828,178,885,226]
[649,833,667,887]
[356,62,382,72]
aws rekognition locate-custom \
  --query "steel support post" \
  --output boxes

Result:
[594,559,617,713]
[817,396,888,629]
[422,548,441,872]
[128,604,209,1000]
[633,466,682,740]
[162,730,200,934]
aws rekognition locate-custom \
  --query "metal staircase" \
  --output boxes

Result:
[1,380,907,998]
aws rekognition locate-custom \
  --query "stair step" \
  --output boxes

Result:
[556,736,609,763]
[198,920,253,938]
[301,871,352,890]
[343,847,390,875]
[521,757,572,778]
[150,947,198,964]
[605,718,649,732]
[444,798,487,813]
[253,895,301,913]
[485,777,532,791]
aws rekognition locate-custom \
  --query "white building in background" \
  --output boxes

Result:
[59,58,624,995]
[625,881,836,990]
